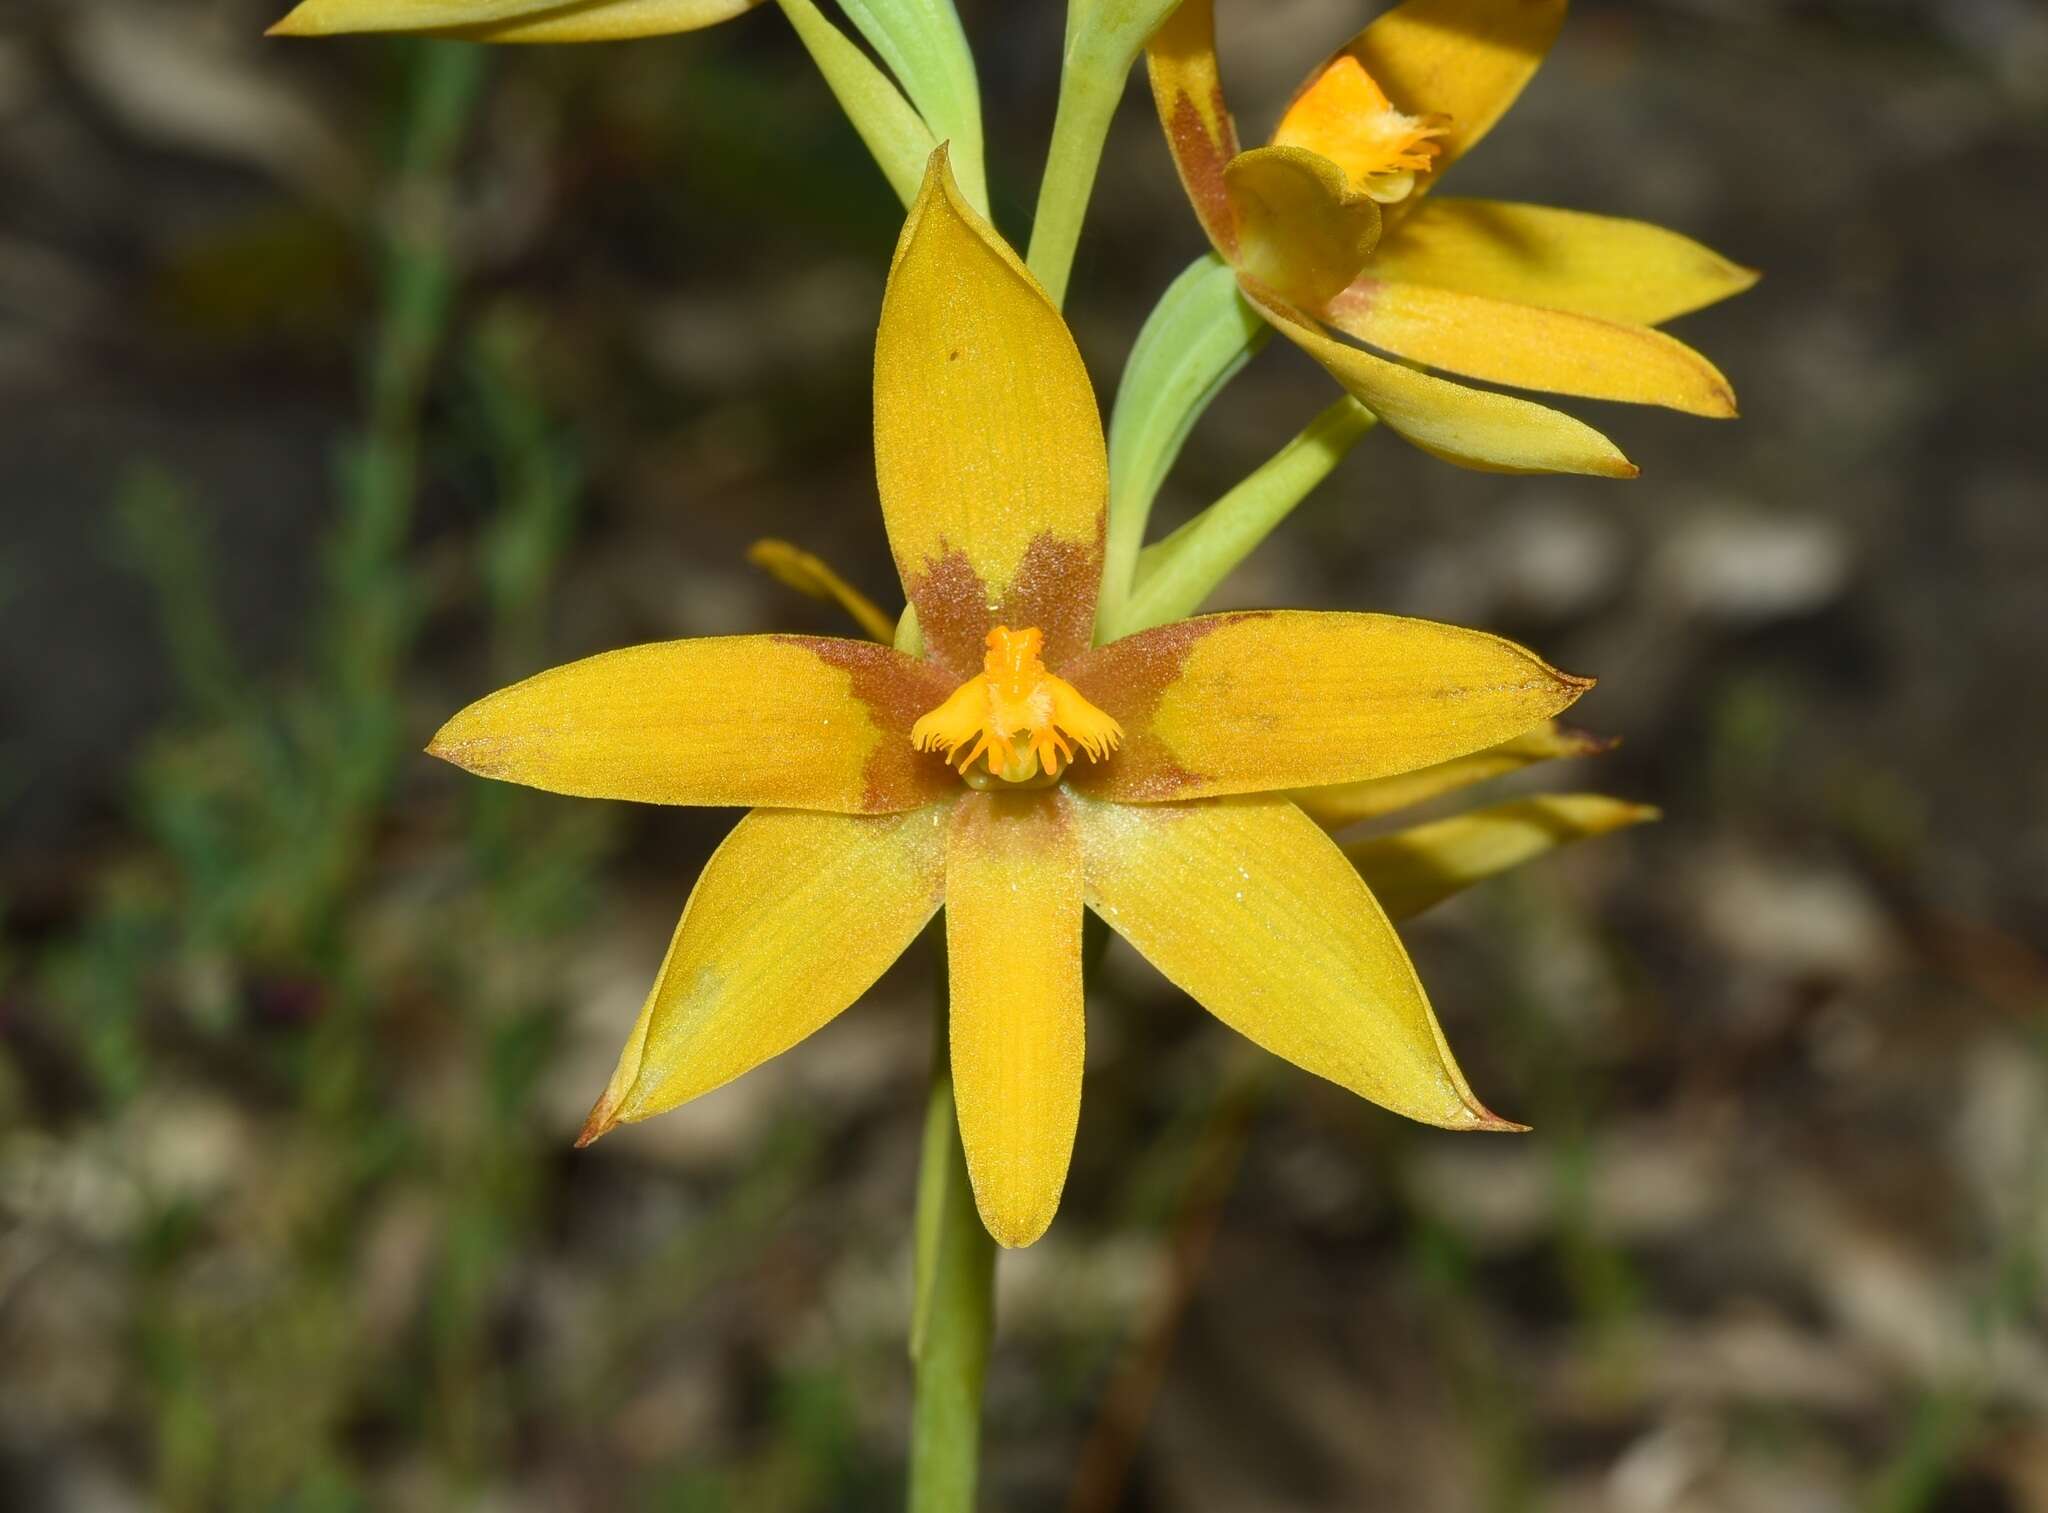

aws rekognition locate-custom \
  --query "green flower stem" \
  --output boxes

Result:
[908,952,995,1513]
[1025,0,1184,305]
[776,0,939,209]
[1023,54,1118,306]
[1111,397,1379,638]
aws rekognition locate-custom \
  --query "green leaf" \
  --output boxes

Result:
[1112,395,1377,638]
[1025,0,1188,304]
[776,0,938,208]
[1097,253,1267,638]
[834,0,988,215]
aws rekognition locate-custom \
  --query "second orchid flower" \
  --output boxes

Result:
[1147,0,1756,478]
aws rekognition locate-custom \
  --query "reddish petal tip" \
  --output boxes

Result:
[1471,1108,1532,1134]
[574,1100,620,1149]
[1558,725,1622,756]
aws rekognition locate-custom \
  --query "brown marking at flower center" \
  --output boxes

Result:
[774,636,958,811]
[1057,612,1272,801]
[905,526,1105,680]
[1005,529,1103,671]
[903,547,992,680]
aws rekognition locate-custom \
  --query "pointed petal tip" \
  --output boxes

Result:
[1699,372,1741,419]
[1558,724,1620,756]
[1456,1087,1531,1132]
[574,1099,621,1149]
[983,1206,1053,1250]
[1576,431,1639,480]
[1471,1109,1532,1134]
[1550,792,1663,832]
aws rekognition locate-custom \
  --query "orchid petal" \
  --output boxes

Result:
[1223,147,1382,311]
[1349,793,1658,920]
[1305,0,1567,207]
[1326,278,1738,417]
[1063,611,1591,803]
[593,805,947,1133]
[269,0,760,40]
[1291,721,1612,829]
[1074,792,1517,1129]
[875,149,1108,674]
[945,791,1085,1248]
[1143,0,1240,258]
[1369,198,1760,326]
[428,635,955,814]
[1243,281,1637,477]
[747,539,898,643]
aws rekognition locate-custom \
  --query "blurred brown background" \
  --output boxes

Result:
[4,0,2047,1508]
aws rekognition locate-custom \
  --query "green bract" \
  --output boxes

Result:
[1024,0,1189,304]
[1119,396,1378,637]
[776,0,940,208]
[837,0,988,212]
[1098,253,1266,637]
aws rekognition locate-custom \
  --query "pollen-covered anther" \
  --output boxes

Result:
[1272,55,1450,205]
[910,626,1123,784]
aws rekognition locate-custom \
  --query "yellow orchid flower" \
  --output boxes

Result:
[1147,0,1757,478]
[267,0,762,42]
[429,149,1597,1248]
